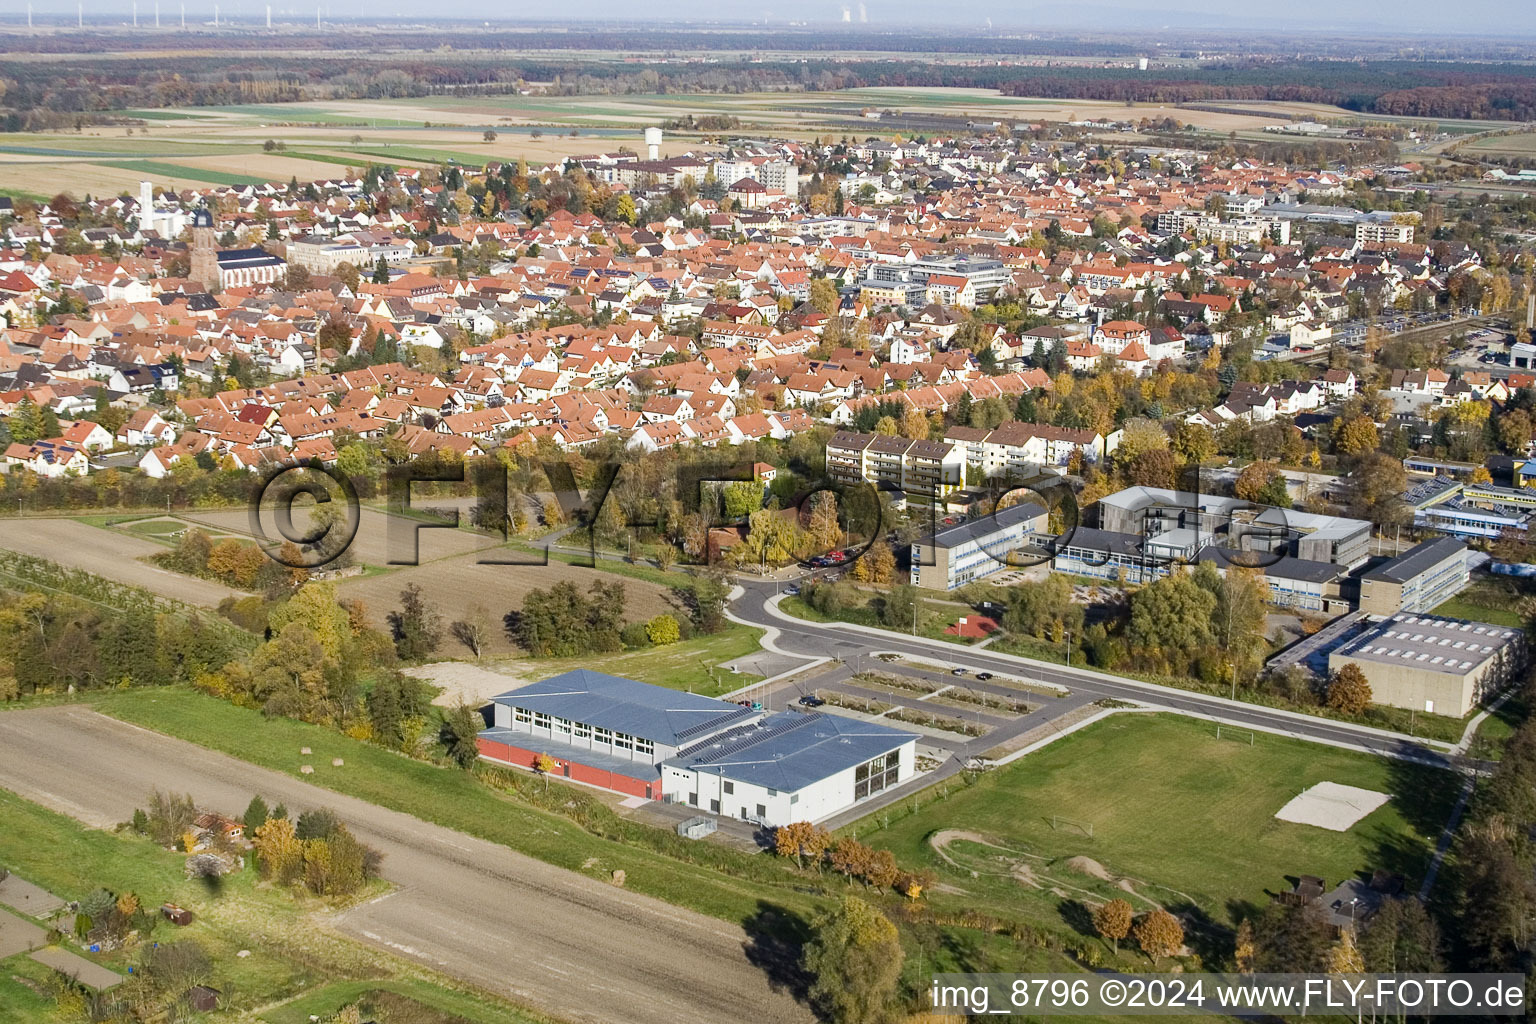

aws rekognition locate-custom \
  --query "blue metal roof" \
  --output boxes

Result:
[489,669,751,747]
[664,711,917,793]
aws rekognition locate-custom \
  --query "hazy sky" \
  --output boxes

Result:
[3,0,1532,36]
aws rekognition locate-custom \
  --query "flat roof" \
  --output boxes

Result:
[1194,546,1345,584]
[490,670,752,747]
[1098,486,1368,543]
[927,502,1046,550]
[1332,614,1522,676]
[1362,537,1467,584]
[664,711,917,793]
[1055,526,1145,558]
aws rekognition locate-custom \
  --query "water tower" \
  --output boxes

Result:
[644,127,663,161]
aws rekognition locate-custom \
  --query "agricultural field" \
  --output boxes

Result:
[4,84,1498,200]
[0,517,243,606]
[849,713,1458,935]
[1459,130,1536,162]
[334,548,683,658]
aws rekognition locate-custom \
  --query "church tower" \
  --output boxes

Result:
[189,207,219,291]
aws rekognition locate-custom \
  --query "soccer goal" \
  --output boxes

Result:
[1215,724,1255,746]
[1050,815,1094,838]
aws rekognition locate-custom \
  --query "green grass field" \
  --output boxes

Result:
[1431,598,1526,628]
[779,592,975,647]
[503,622,764,696]
[1431,574,1535,632]
[851,714,1458,935]
[97,159,275,188]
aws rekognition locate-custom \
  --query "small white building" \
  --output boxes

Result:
[661,711,917,826]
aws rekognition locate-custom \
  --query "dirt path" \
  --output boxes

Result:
[927,830,1190,910]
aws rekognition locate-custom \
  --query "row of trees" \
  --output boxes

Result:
[0,587,250,699]
[1445,671,1536,971]
[774,823,933,900]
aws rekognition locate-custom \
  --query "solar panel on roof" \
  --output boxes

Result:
[680,713,818,762]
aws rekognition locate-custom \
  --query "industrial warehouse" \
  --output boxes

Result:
[476,670,919,826]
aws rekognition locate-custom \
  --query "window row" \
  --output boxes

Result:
[511,708,652,754]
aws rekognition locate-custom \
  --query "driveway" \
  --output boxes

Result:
[0,707,811,1024]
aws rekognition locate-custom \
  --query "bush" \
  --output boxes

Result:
[645,614,681,646]
[620,622,650,649]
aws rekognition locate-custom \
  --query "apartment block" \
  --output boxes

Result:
[826,430,964,500]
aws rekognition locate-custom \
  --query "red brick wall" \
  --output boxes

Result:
[477,738,655,800]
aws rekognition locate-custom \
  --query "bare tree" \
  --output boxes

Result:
[451,603,493,660]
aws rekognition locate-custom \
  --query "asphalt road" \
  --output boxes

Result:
[730,581,1458,769]
[0,706,812,1024]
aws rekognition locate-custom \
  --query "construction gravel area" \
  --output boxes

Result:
[408,660,539,707]
[0,706,812,1024]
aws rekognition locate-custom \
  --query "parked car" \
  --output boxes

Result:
[798,694,825,707]
[951,667,967,676]
[975,672,994,681]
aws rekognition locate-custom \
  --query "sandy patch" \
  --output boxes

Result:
[1275,781,1389,832]
[408,660,535,708]
[1064,855,1111,881]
